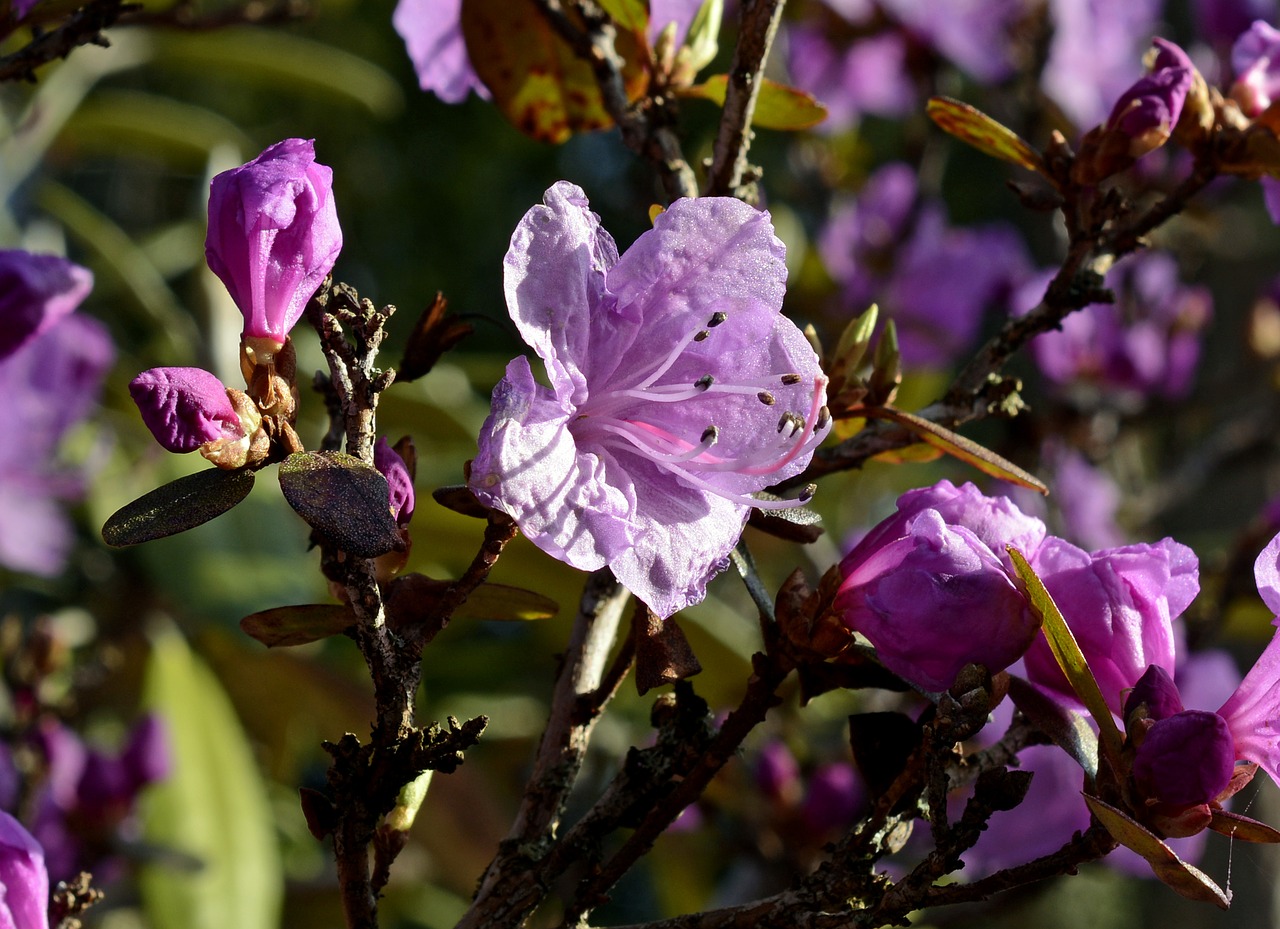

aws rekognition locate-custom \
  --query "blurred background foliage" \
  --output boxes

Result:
[5,1,1280,928]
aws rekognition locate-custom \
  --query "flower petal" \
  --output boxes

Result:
[1255,529,1280,616]
[1219,630,1280,787]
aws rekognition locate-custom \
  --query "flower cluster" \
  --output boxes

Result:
[470,182,830,618]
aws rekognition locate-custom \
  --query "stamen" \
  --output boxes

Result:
[708,311,728,327]
[693,330,710,342]
[780,373,801,385]
[757,391,776,405]
[816,406,831,430]
[695,375,714,391]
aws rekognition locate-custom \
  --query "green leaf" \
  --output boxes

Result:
[926,96,1045,173]
[277,451,405,558]
[102,467,256,547]
[139,625,283,929]
[1006,676,1098,780]
[597,0,649,32]
[239,604,356,648]
[1008,548,1125,773]
[682,75,828,130]
[1084,796,1230,908]
[865,407,1047,494]
[454,583,559,622]
[460,0,648,143]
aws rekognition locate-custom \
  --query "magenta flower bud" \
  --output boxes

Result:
[121,713,171,792]
[755,741,801,802]
[205,139,342,349]
[0,250,93,362]
[129,367,246,454]
[0,810,49,929]
[1124,664,1185,724]
[1023,537,1198,716]
[1104,40,1194,157]
[1132,710,1235,808]
[374,437,415,525]
[836,508,1039,692]
[1231,20,1280,116]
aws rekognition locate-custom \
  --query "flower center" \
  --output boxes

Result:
[571,312,826,510]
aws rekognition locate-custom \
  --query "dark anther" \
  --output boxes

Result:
[693,330,710,342]
[695,375,714,391]
[780,373,801,385]
[708,311,728,327]
[757,391,776,405]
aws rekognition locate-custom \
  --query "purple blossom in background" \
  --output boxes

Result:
[1231,19,1280,115]
[129,367,244,454]
[1197,0,1277,49]
[470,182,829,618]
[787,26,915,130]
[799,762,865,836]
[1022,252,1212,401]
[1042,0,1161,130]
[755,741,801,803]
[0,315,113,577]
[821,163,1032,367]
[374,437,415,525]
[0,810,48,929]
[205,138,342,350]
[1048,446,1126,550]
[835,481,1044,692]
[29,715,169,882]
[1023,536,1198,716]
[0,250,93,362]
[11,0,40,17]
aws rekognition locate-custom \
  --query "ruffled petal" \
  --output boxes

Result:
[1255,530,1280,616]
[1219,630,1280,787]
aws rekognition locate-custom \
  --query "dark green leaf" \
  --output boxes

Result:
[239,604,356,648]
[102,467,256,547]
[278,451,405,558]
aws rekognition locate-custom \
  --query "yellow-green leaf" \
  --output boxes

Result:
[927,96,1044,174]
[139,625,283,929]
[460,0,648,144]
[681,75,828,130]
[1084,796,1230,908]
[866,407,1047,494]
[454,583,559,622]
[1008,547,1125,773]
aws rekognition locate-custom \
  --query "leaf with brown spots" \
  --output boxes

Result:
[927,96,1045,175]
[460,0,649,144]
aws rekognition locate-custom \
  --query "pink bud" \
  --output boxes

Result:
[205,139,342,348]
[374,438,415,525]
[129,367,245,453]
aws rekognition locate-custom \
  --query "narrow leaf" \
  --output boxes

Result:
[1006,675,1098,780]
[1208,808,1280,843]
[102,467,256,547]
[681,75,828,130]
[239,604,356,648]
[278,451,404,558]
[926,96,1045,174]
[139,625,283,929]
[454,583,559,622]
[1008,547,1125,773]
[1084,796,1230,908]
[866,407,1047,493]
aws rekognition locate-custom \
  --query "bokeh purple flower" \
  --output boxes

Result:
[1022,252,1212,402]
[0,250,93,362]
[205,138,342,351]
[0,810,48,929]
[1197,0,1277,50]
[470,182,829,618]
[821,163,1032,367]
[835,481,1044,692]
[0,314,113,577]
[1231,19,1280,115]
[799,762,865,836]
[1023,536,1198,716]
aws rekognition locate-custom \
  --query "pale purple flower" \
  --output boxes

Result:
[1042,0,1162,130]
[1231,19,1280,115]
[877,0,1025,83]
[129,367,243,454]
[205,139,342,349]
[821,164,1032,367]
[1023,536,1199,716]
[374,437,414,525]
[0,250,93,362]
[1256,529,1280,615]
[0,315,113,577]
[1024,252,1212,401]
[0,810,48,929]
[835,481,1046,692]
[470,182,829,618]
[1050,448,1125,550]
[1218,632,1280,786]
[787,27,915,130]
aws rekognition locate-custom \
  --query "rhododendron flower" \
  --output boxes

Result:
[835,481,1045,692]
[1023,536,1198,716]
[0,810,47,929]
[0,250,93,361]
[470,182,829,618]
[1231,19,1280,116]
[205,138,342,350]
[1103,39,1195,157]
[129,367,249,454]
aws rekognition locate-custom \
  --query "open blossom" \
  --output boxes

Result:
[0,810,48,929]
[0,250,93,362]
[834,481,1045,692]
[1231,19,1280,115]
[205,139,342,350]
[470,182,829,618]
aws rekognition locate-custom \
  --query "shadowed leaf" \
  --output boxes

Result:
[1084,796,1230,908]
[278,451,404,558]
[1009,547,1125,774]
[460,0,647,143]
[239,604,355,648]
[927,96,1045,173]
[1208,808,1280,843]
[636,611,702,694]
[457,583,559,622]
[102,467,256,547]
[682,75,828,129]
[399,293,473,383]
[1007,675,1098,780]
